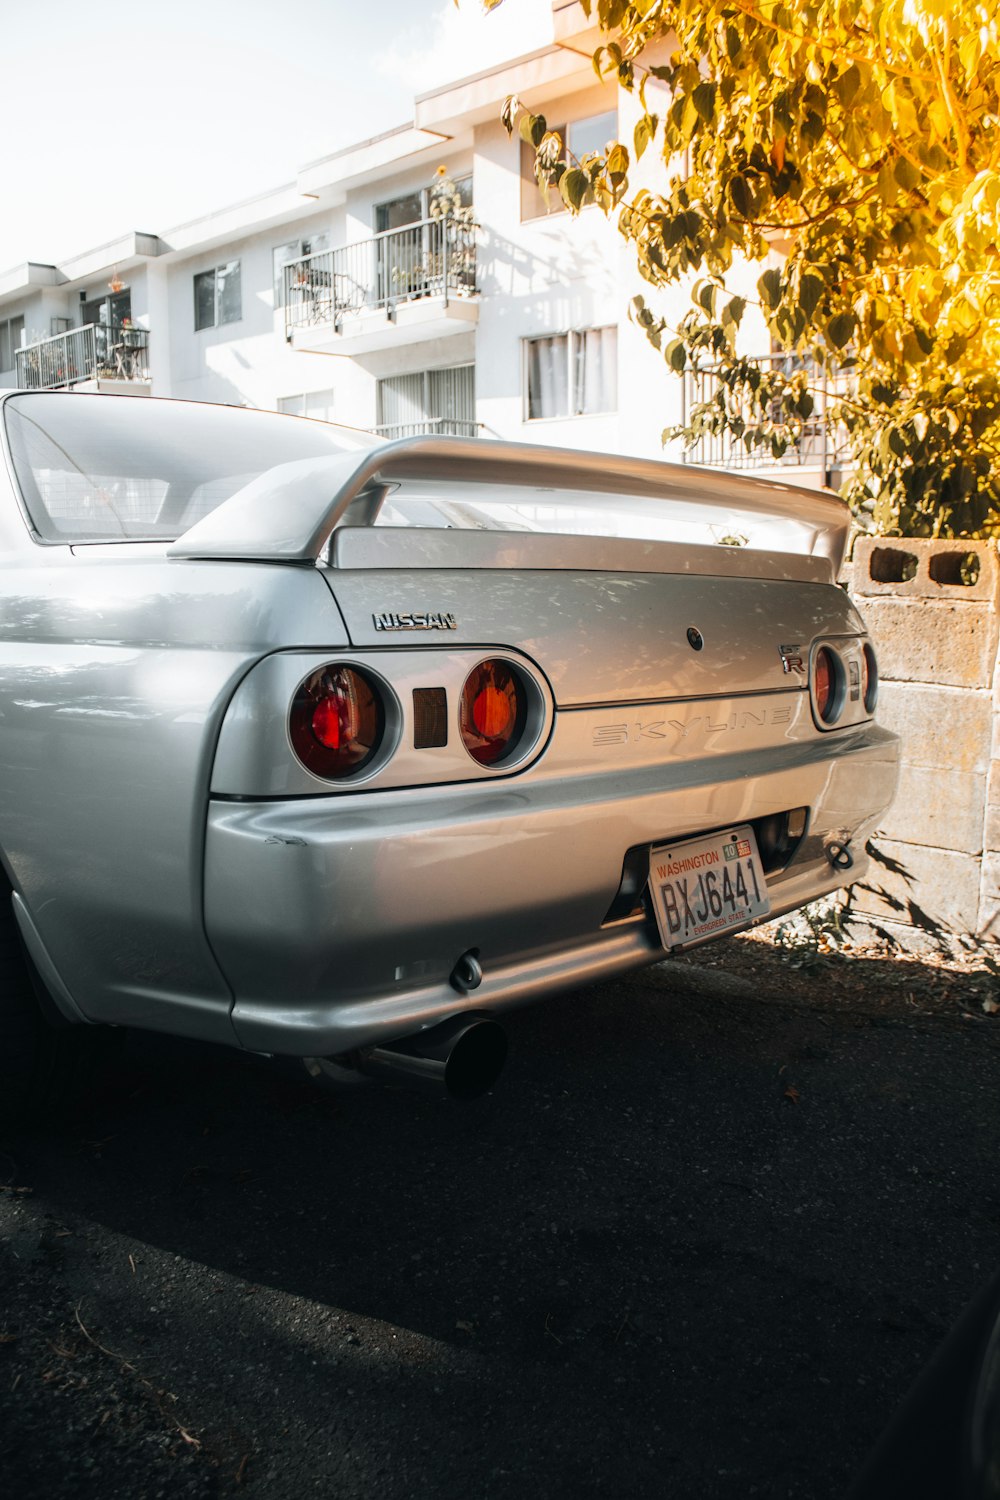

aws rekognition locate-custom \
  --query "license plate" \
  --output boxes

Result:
[648,825,770,950]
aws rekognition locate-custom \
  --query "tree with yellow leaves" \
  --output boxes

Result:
[502,0,1000,537]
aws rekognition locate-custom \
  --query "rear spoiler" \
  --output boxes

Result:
[166,435,851,576]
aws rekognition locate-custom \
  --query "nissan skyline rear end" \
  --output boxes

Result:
[0,392,899,1088]
[192,470,899,1062]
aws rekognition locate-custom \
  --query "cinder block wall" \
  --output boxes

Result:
[843,537,1000,947]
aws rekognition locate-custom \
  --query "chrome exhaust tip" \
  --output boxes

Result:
[360,1013,507,1100]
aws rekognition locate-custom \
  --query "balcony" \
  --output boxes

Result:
[373,417,483,440]
[682,354,849,486]
[15,324,151,394]
[284,217,478,356]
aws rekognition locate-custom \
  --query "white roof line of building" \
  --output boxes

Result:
[414,44,562,104]
[298,120,416,174]
[0,232,165,298]
[0,35,596,297]
[160,182,299,239]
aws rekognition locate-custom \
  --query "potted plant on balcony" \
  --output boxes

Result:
[428,166,478,294]
[503,0,1000,948]
[390,168,478,302]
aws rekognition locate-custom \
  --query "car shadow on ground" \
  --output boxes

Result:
[3,962,1000,1498]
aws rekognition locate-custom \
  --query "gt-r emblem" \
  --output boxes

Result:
[779,643,805,674]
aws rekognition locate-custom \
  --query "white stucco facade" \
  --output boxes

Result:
[0,9,765,477]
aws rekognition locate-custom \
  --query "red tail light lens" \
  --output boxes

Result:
[290,665,384,779]
[459,659,527,766]
[813,646,841,724]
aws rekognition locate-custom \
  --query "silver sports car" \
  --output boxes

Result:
[0,392,898,1108]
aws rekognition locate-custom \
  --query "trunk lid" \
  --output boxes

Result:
[322,556,862,707]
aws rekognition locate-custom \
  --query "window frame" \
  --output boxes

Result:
[0,314,25,374]
[272,233,330,309]
[522,326,618,422]
[520,111,617,222]
[374,176,473,233]
[277,389,336,423]
[376,363,476,438]
[193,260,242,332]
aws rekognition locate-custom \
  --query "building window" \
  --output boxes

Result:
[0,315,25,373]
[520,111,617,221]
[278,390,336,423]
[377,365,476,439]
[524,327,617,420]
[272,234,330,308]
[194,261,241,331]
[375,177,472,233]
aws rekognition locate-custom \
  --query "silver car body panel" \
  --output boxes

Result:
[321,569,867,710]
[0,550,347,1043]
[0,393,898,1057]
[208,718,897,1055]
[211,646,557,796]
[168,435,852,577]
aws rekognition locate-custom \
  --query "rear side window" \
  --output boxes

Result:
[3,392,371,543]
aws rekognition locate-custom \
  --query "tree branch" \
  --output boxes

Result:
[932,20,970,171]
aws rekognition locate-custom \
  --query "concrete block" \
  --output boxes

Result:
[876,763,986,854]
[853,596,999,688]
[983,761,1000,854]
[843,913,971,957]
[978,853,1000,939]
[852,536,1000,602]
[876,682,992,775]
[982,804,1000,857]
[850,838,983,934]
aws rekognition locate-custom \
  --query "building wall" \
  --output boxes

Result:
[0,73,703,460]
[473,97,618,451]
[162,208,346,412]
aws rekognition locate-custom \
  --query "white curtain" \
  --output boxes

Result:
[527,335,569,419]
[278,389,335,422]
[575,326,617,415]
[377,373,426,432]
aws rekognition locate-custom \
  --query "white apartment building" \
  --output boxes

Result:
[0,4,836,487]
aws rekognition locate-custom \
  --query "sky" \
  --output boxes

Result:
[0,0,552,273]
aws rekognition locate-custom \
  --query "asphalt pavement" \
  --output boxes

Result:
[2,941,999,1500]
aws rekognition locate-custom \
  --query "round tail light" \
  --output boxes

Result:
[459,659,528,766]
[290,665,384,779]
[862,642,879,713]
[812,645,842,725]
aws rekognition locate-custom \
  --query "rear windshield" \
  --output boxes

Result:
[374,480,816,555]
[3,392,374,543]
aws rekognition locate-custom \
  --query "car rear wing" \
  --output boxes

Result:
[166,435,852,582]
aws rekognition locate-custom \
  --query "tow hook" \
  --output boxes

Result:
[825,839,854,870]
[450,950,483,993]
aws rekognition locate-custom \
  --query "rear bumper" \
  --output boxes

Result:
[205,722,899,1056]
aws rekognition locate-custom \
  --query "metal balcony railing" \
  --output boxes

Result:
[682,353,850,474]
[373,417,482,440]
[283,216,477,336]
[16,324,150,390]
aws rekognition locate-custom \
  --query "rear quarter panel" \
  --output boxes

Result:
[0,549,347,1039]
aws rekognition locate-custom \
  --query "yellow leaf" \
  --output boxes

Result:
[959,30,982,80]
